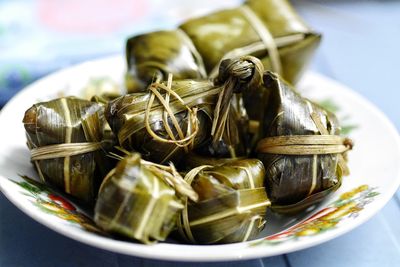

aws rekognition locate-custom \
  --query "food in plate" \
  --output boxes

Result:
[20,0,353,245]
[177,158,269,244]
[94,153,193,244]
[23,97,113,204]
[125,0,321,93]
[255,72,352,213]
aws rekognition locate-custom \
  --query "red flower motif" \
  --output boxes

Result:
[266,207,338,241]
[48,194,76,211]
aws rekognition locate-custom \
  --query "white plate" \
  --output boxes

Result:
[0,56,399,262]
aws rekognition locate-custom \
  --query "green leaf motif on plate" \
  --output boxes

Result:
[11,176,103,234]
[250,184,379,246]
[317,99,358,135]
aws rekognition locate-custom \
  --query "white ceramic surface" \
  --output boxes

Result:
[0,56,399,262]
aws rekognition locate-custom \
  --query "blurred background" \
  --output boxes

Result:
[0,0,239,106]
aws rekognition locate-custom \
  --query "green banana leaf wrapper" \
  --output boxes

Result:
[193,56,264,158]
[183,153,247,169]
[23,97,112,204]
[94,153,184,244]
[126,0,320,93]
[107,57,263,163]
[181,0,321,83]
[177,159,271,244]
[255,72,351,213]
[105,80,215,164]
[193,93,249,158]
[126,30,207,92]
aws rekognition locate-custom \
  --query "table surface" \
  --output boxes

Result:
[1,0,400,266]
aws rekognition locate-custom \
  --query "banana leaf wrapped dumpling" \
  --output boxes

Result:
[177,159,271,244]
[256,72,352,213]
[106,79,212,164]
[107,57,262,163]
[125,0,320,92]
[94,153,197,244]
[126,30,207,92]
[22,97,112,204]
[181,0,321,83]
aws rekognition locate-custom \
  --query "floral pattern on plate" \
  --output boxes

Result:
[251,185,379,246]
[12,174,379,247]
[12,176,103,234]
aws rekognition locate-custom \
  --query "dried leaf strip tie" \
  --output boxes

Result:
[177,165,211,244]
[256,112,353,175]
[30,142,103,193]
[209,5,283,78]
[211,56,264,154]
[117,74,200,155]
[177,161,271,244]
[145,74,199,151]
[30,143,103,161]
[140,159,199,202]
[107,146,199,203]
[256,135,351,155]
[239,5,282,75]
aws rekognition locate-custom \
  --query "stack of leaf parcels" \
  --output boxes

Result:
[21,0,353,245]
[126,0,321,93]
